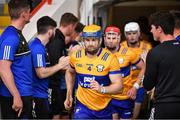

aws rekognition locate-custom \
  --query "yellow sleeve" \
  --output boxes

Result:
[130,51,141,65]
[109,55,121,74]
[143,40,152,51]
[147,43,152,51]
[69,51,76,68]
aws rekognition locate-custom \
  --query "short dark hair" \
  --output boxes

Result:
[60,13,78,27]
[75,22,85,33]
[37,16,57,34]
[169,10,180,29]
[8,0,30,19]
[149,11,175,35]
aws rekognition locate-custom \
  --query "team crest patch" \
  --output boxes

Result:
[96,64,104,72]
[119,58,124,64]
[76,63,82,67]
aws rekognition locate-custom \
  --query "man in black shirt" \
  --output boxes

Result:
[143,11,180,119]
[46,13,78,119]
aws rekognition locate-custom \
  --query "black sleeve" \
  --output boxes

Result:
[47,39,63,66]
[143,49,158,91]
[46,37,65,87]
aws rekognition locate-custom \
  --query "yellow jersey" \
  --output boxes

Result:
[112,46,140,100]
[70,48,120,111]
[121,40,152,83]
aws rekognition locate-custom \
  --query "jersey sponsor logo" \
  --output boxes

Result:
[84,76,95,82]
[96,64,105,72]
[79,76,95,88]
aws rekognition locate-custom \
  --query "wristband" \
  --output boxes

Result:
[133,83,140,89]
[100,87,106,94]
[141,75,144,83]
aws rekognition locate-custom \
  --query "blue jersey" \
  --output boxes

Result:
[0,26,33,97]
[176,35,180,41]
[29,38,49,98]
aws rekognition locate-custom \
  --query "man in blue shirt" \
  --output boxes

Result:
[29,16,69,119]
[0,0,32,119]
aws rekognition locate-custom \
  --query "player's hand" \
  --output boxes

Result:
[64,97,73,111]
[12,95,23,117]
[147,88,155,100]
[127,87,137,100]
[90,80,101,92]
[58,56,69,70]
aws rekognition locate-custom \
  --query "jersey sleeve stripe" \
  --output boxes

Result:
[101,52,109,61]
[37,54,43,67]
[109,70,121,74]
[121,48,128,55]
[76,50,82,58]
[131,58,141,66]
[3,46,11,60]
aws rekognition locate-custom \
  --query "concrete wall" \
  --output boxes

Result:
[23,0,80,41]
[53,0,80,26]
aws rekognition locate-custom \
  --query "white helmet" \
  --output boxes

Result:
[124,22,140,32]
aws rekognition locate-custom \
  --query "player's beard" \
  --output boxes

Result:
[85,47,99,55]
[106,46,116,51]
[129,39,138,45]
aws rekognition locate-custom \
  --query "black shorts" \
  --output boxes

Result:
[33,97,50,119]
[0,95,33,119]
[51,87,68,115]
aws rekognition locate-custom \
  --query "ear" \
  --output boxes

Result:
[99,38,102,46]
[157,26,163,33]
[104,36,106,40]
[117,35,121,42]
[137,31,141,37]
[48,29,53,37]
[20,11,26,19]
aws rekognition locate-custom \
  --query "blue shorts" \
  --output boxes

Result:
[73,100,112,119]
[111,99,134,119]
[135,87,146,103]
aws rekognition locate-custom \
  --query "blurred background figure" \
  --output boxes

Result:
[169,10,180,41]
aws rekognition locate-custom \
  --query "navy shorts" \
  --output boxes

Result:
[73,100,112,119]
[135,87,146,103]
[111,98,134,119]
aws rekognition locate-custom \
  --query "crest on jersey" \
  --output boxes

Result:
[96,64,105,72]
[76,63,82,67]
[119,58,124,64]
